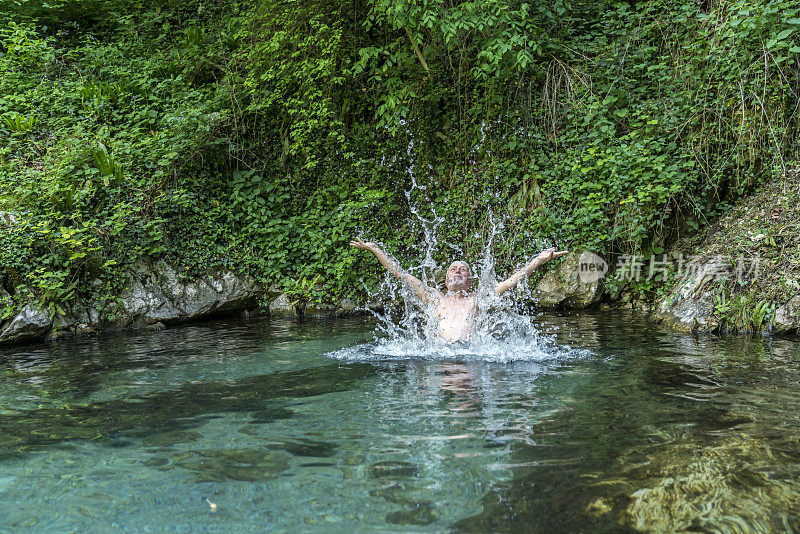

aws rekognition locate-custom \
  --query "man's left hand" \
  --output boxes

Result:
[537,247,570,263]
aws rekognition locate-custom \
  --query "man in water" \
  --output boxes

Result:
[350,237,568,342]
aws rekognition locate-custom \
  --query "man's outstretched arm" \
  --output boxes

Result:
[494,247,569,295]
[350,238,442,305]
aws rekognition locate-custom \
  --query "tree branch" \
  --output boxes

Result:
[404,27,430,73]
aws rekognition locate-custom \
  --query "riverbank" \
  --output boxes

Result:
[3,176,800,348]
[2,1,799,345]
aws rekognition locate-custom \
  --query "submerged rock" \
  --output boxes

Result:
[532,252,604,309]
[621,437,800,532]
[385,502,439,526]
[142,430,202,447]
[368,461,419,479]
[264,438,337,457]
[176,448,290,482]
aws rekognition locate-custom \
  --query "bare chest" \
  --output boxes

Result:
[435,296,477,320]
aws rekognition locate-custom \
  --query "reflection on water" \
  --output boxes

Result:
[0,312,799,531]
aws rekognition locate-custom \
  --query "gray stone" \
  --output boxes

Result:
[75,323,96,335]
[269,293,301,318]
[0,304,52,343]
[366,297,384,312]
[338,298,358,315]
[117,261,265,326]
[653,297,717,332]
[0,261,272,345]
[532,252,604,309]
[304,298,360,319]
[67,304,91,325]
[164,265,262,318]
[51,311,75,333]
[652,257,725,332]
[46,329,71,342]
[118,273,179,326]
[84,306,100,324]
[303,302,339,318]
[774,295,800,333]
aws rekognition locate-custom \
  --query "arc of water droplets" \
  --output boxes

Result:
[340,129,587,363]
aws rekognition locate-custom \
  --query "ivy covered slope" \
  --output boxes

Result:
[0,0,798,328]
[651,174,800,334]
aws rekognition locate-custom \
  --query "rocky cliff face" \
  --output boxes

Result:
[0,261,271,345]
[114,260,270,326]
[650,258,722,333]
[0,260,373,346]
[4,239,794,346]
[650,263,800,335]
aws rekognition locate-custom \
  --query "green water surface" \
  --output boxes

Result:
[0,312,799,532]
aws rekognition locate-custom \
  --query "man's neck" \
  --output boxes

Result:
[448,290,472,300]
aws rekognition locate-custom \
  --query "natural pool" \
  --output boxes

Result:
[1,311,799,532]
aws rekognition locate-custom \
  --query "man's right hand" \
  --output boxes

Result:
[350,236,441,304]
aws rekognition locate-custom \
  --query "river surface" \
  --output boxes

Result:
[0,311,799,532]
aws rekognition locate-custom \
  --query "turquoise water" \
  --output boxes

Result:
[1,312,799,531]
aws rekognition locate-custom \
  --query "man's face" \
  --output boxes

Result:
[445,261,473,292]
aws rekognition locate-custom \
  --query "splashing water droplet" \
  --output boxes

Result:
[332,180,588,365]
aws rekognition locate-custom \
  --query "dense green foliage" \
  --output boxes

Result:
[1,0,798,315]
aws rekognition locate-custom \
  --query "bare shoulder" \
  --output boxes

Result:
[423,287,445,307]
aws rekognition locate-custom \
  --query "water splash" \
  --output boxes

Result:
[334,169,588,365]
